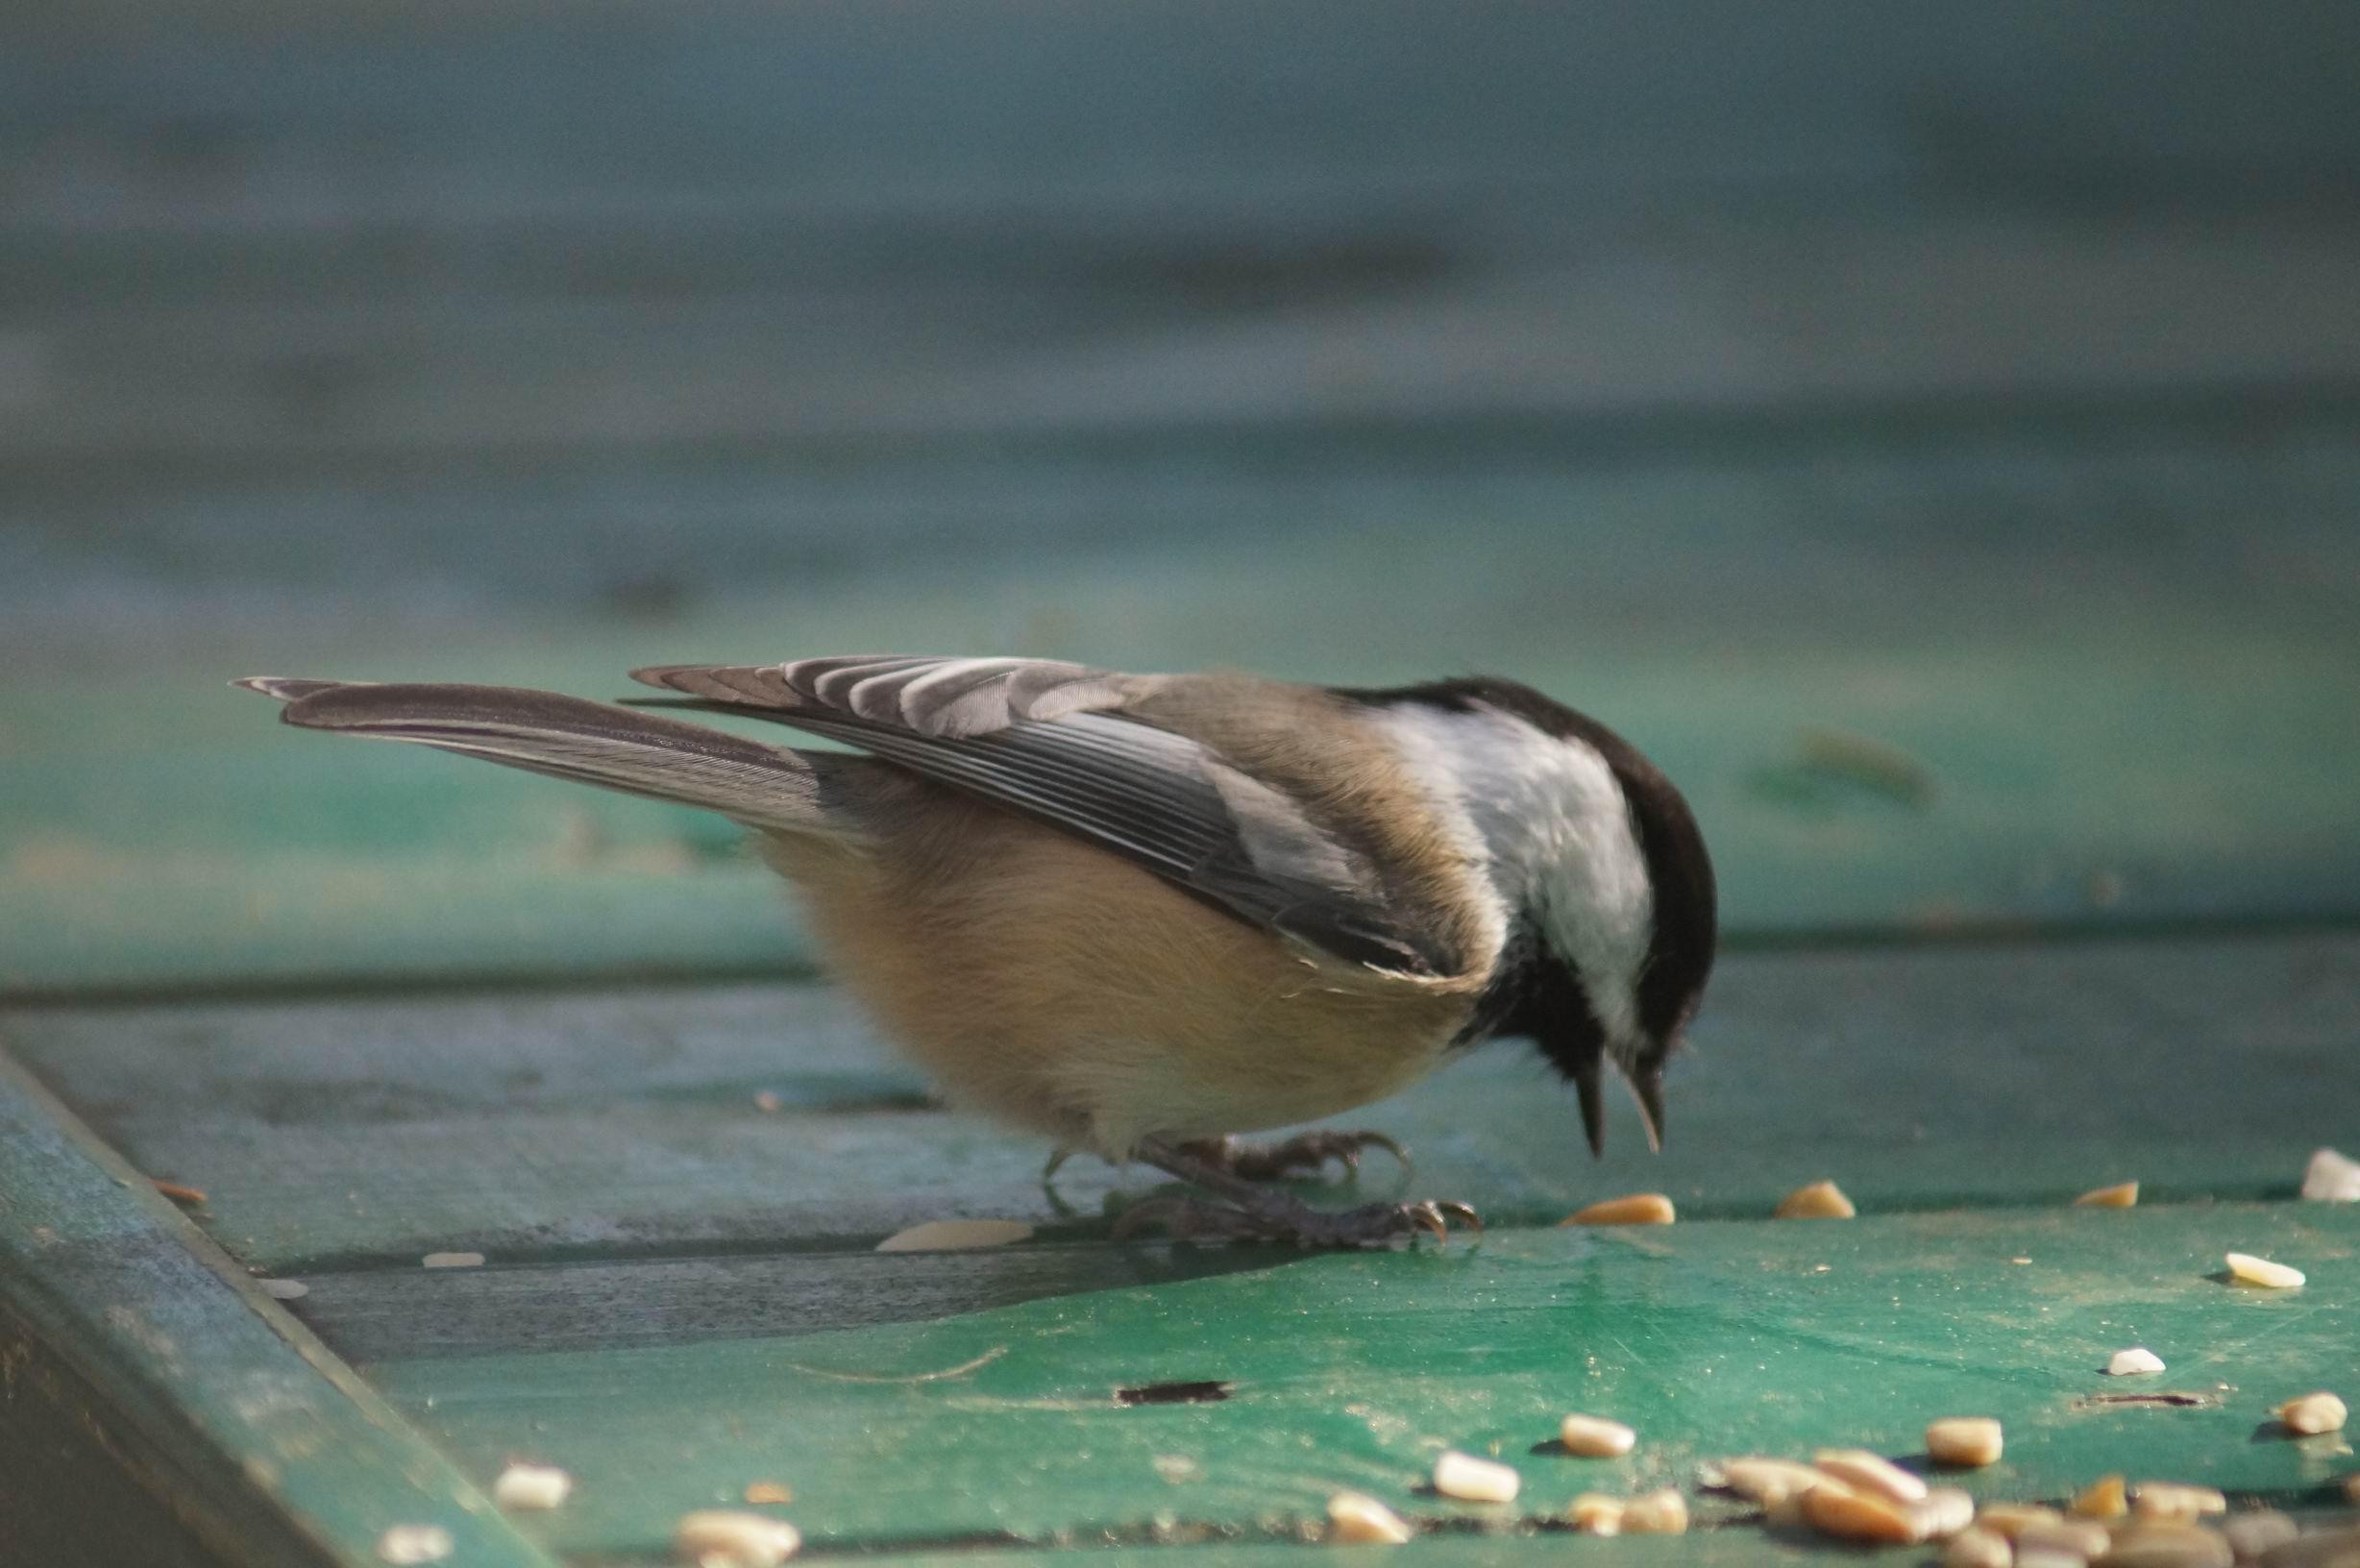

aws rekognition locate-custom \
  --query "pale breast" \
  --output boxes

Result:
[764,792,1481,1158]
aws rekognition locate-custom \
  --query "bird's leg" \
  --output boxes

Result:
[1119,1136,1480,1248]
[1170,1130,1410,1183]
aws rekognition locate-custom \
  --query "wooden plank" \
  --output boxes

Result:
[361,1204,2360,1556]
[5,3,2360,1000]
[8,420,2360,994]
[9,214,2359,468]
[8,931,2352,1281]
[0,1050,559,1568]
[797,1540,2357,1568]
[8,927,2354,1562]
[9,396,2358,625]
[8,1,2357,236]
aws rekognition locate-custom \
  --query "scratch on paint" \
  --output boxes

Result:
[780,1344,1008,1384]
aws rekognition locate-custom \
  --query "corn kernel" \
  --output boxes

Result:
[1620,1489,1688,1534]
[491,1463,572,1511]
[1432,1450,1518,1504]
[1814,1448,1929,1505]
[1561,1193,1675,1226]
[2224,1252,2304,1289]
[1776,1180,1857,1219]
[1807,1486,1923,1544]
[2070,1474,2126,1519]
[674,1510,801,1568]
[1559,1414,1636,1457]
[2278,1392,2348,1435]
[1926,1417,2004,1468]
[1325,1492,1413,1545]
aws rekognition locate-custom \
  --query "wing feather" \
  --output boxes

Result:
[238,679,852,836]
[629,655,1451,976]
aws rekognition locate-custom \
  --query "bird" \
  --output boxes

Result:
[236,656,1716,1246]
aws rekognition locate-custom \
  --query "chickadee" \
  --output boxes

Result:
[238,656,1715,1246]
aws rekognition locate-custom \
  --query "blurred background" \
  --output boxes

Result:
[5,0,2357,994]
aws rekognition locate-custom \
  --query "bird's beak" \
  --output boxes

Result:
[1627,1059,1666,1154]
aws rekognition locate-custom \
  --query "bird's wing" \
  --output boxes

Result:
[236,678,857,837]
[630,656,1452,977]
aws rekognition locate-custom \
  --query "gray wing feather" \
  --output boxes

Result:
[628,656,1448,975]
[638,655,1139,739]
[237,678,852,838]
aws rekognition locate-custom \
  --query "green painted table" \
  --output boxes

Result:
[7,932,2359,1564]
[8,7,2360,1559]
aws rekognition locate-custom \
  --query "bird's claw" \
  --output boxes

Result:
[1405,1199,1483,1244]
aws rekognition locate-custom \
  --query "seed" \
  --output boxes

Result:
[674,1510,801,1568]
[1927,1417,2005,1468]
[1562,1193,1675,1226]
[2221,1511,2299,1559]
[1807,1485,1925,1544]
[2016,1552,2086,1568]
[421,1252,484,1269]
[377,1526,455,1565]
[1944,1526,2012,1568]
[2304,1148,2360,1202]
[1814,1448,1930,1505]
[259,1278,310,1300]
[1432,1450,1519,1503]
[1621,1489,1689,1534]
[1717,1458,1833,1506]
[2019,1519,2112,1558]
[2071,1474,2127,1519]
[873,1218,1033,1252]
[2255,1527,2360,1568]
[2075,1182,2140,1208]
[2278,1392,2348,1435]
[1568,1494,1624,1534]
[2105,1523,2233,1568]
[1912,1489,1978,1540]
[2133,1483,2227,1522]
[1326,1492,1413,1545]
[2110,1347,2168,1376]
[1977,1504,2065,1540]
[491,1463,572,1510]
[1559,1414,1636,1457]
[1776,1180,1857,1219]
[2224,1252,2304,1289]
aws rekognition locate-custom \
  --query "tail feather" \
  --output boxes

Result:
[235,678,855,837]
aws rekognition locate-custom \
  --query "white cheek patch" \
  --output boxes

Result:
[1379,704,1655,1043]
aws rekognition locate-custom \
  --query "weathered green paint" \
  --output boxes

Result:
[782,1529,2360,1568]
[367,1206,2360,1557]
[0,1052,559,1568]
[5,7,2357,1560]
[5,931,2357,1563]
[9,933,2351,1281]
[9,420,2360,995]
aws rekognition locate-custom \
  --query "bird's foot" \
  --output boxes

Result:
[1113,1191,1481,1249]
[1171,1129,1410,1183]
[1122,1133,1474,1248]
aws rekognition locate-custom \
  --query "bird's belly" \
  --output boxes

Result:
[1102,1030,1460,1143]
[899,992,1464,1158]
[765,809,1481,1159]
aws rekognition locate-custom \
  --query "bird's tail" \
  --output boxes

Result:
[235,678,858,837]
